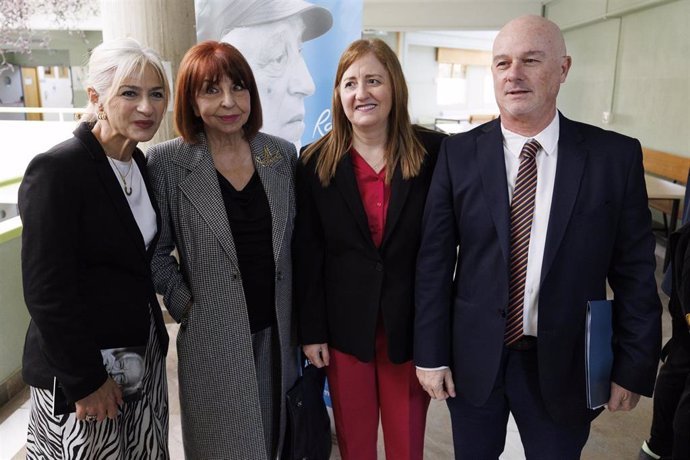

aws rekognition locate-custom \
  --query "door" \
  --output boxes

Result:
[20,67,42,121]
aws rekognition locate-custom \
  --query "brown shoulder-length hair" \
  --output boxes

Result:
[174,40,262,143]
[302,38,426,186]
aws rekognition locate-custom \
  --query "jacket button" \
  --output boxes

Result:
[231,273,239,280]
[375,262,383,272]
[276,271,283,281]
[498,309,506,318]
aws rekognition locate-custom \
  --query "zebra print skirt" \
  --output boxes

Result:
[26,312,169,459]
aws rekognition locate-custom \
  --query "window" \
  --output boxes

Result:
[437,62,466,105]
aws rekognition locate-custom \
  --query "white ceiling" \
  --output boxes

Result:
[25,0,548,33]
[363,0,546,30]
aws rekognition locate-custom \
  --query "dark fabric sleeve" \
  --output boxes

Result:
[607,139,663,396]
[413,137,457,368]
[293,156,329,345]
[19,150,107,402]
[147,144,193,322]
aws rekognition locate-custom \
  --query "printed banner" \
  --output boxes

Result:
[195,0,363,151]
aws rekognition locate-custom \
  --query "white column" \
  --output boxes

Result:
[100,0,197,144]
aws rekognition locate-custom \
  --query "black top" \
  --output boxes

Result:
[217,170,276,333]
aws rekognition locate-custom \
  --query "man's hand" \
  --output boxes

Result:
[416,368,456,400]
[607,381,640,412]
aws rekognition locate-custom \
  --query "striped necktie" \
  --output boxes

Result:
[504,139,541,346]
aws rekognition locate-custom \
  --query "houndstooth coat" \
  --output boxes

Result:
[147,132,299,459]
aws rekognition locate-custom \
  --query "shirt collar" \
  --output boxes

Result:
[501,113,560,159]
[350,147,386,179]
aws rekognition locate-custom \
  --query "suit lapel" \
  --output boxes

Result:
[251,135,289,264]
[380,164,410,249]
[478,120,511,264]
[333,153,376,248]
[177,136,240,270]
[540,114,587,283]
[75,125,147,259]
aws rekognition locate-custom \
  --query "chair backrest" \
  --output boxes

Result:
[468,114,497,124]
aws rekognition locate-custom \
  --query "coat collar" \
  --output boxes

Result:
[539,113,587,283]
[73,123,150,259]
[477,119,511,264]
[333,153,374,249]
[175,132,291,269]
[251,133,290,264]
[381,163,411,248]
[332,150,413,252]
[476,112,587,276]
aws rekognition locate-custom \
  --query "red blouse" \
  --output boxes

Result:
[350,148,391,248]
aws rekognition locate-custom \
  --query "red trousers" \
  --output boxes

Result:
[326,323,430,460]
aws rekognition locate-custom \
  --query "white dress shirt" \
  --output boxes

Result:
[501,114,560,337]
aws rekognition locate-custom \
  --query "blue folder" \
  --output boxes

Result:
[585,300,613,409]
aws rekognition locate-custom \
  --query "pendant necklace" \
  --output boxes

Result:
[108,156,133,196]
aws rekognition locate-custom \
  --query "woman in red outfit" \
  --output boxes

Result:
[293,38,446,459]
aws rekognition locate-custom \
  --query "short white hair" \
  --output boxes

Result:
[82,38,169,123]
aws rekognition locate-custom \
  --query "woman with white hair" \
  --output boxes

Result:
[196,0,333,150]
[19,38,170,459]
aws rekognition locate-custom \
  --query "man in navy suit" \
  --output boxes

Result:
[414,15,661,459]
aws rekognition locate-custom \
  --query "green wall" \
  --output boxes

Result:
[0,229,29,385]
[6,30,102,68]
[6,30,103,109]
[547,0,690,156]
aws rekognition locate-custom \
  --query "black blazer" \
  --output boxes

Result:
[294,126,447,364]
[19,123,168,403]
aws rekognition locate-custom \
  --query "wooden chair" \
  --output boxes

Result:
[468,114,497,124]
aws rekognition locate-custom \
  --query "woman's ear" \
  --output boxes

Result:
[87,87,99,105]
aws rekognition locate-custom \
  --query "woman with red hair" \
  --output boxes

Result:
[148,40,299,459]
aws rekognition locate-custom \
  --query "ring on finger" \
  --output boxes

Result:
[85,414,97,423]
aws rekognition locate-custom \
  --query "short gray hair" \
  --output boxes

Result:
[82,38,169,123]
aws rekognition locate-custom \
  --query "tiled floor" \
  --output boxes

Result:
[0,244,672,459]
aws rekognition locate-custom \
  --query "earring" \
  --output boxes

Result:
[97,107,107,121]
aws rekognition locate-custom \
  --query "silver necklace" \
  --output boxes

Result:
[108,156,133,196]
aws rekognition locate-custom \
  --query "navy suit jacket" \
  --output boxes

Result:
[414,113,661,425]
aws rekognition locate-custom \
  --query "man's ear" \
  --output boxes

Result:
[560,55,572,83]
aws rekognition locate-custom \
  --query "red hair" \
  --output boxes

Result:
[174,40,262,143]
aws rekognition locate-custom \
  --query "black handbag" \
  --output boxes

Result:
[284,363,332,460]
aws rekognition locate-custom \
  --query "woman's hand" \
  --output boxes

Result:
[303,343,330,368]
[75,377,123,422]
